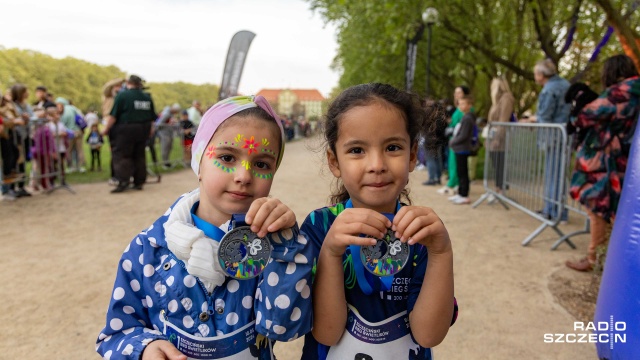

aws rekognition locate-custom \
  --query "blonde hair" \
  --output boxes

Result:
[490,77,511,106]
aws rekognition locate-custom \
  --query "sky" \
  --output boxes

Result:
[1,0,340,97]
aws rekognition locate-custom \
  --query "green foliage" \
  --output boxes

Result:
[306,0,630,117]
[0,47,219,113]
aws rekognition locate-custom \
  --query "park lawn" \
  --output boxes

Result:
[27,136,189,185]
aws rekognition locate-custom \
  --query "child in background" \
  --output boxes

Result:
[301,83,457,359]
[86,123,104,171]
[46,105,68,184]
[448,95,476,205]
[180,109,196,163]
[96,95,314,360]
[31,107,56,190]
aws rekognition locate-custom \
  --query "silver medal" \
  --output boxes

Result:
[360,228,409,276]
[218,226,271,279]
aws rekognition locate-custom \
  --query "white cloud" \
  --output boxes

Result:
[1,0,339,97]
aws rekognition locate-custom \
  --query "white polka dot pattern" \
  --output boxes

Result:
[98,202,314,360]
[290,307,301,321]
[267,273,279,286]
[130,280,140,292]
[168,300,178,313]
[227,280,239,293]
[285,263,296,274]
[273,325,286,335]
[242,296,253,309]
[183,275,196,288]
[274,294,291,309]
[183,316,194,328]
[110,318,123,331]
[113,287,125,300]
[226,312,239,326]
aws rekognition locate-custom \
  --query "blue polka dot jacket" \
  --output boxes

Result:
[96,191,314,359]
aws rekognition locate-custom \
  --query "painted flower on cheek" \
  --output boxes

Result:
[206,146,216,159]
[243,136,260,155]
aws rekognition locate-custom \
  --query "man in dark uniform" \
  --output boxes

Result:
[102,75,156,193]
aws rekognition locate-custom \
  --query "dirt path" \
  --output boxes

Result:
[1,139,595,359]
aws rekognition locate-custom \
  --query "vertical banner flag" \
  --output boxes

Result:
[405,40,418,91]
[218,30,256,101]
[405,24,424,92]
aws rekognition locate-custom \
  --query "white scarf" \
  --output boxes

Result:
[163,189,229,293]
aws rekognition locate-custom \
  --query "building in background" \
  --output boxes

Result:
[256,89,325,119]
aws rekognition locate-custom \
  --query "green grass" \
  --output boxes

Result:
[27,136,189,185]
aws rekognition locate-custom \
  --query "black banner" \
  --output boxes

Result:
[218,30,256,101]
[405,40,418,91]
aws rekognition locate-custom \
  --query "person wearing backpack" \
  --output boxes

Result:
[448,95,476,205]
[55,97,86,173]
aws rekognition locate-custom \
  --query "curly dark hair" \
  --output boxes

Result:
[324,83,446,205]
[602,54,639,88]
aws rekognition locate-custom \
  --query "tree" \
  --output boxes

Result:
[0,47,219,113]
[306,0,629,115]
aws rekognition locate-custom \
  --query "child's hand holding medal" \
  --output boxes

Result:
[218,197,296,280]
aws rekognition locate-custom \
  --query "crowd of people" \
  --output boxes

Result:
[0,77,322,200]
[416,54,640,273]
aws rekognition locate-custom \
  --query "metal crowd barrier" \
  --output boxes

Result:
[1,119,74,197]
[146,123,193,182]
[473,122,589,250]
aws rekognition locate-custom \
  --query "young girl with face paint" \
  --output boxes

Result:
[97,96,314,360]
[300,84,457,360]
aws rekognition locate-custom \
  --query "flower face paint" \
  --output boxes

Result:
[213,134,276,178]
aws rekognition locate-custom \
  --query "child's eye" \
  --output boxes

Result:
[254,161,271,170]
[386,144,402,152]
[348,147,363,154]
[219,154,235,163]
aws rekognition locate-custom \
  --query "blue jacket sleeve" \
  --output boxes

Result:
[536,89,555,124]
[254,223,316,341]
[96,237,166,360]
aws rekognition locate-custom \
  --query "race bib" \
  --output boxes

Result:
[163,318,258,360]
[326,305,429,360]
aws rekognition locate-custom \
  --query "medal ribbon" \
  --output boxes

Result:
[190,202,226,241]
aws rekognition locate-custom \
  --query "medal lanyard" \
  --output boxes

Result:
[190,202,226,241]
[344,199,400,295]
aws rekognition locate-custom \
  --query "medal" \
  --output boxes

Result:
[360,227,409,276]
[218,215,271,279]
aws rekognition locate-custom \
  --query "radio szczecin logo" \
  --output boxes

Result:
[544,316,626,349]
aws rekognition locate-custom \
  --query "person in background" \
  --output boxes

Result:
[102,75,156,193]
[55,97,85,173]
[102,78,126,186]
[521,59,571,223]
[46,104,68,186]
[486,77,515,202]
[10,84,33,197]
[565,55,640,271]
[448,95,476,205]
[186,100,203,127]
[1,89,19,200]
[86,122,104,172]
[437,85,471,196]
[179,109,195,163]
[423,99,447,186]
[33,86,55,108]
[156,103,181,169]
